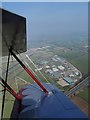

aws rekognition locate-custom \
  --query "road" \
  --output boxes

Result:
[65,76,90,96]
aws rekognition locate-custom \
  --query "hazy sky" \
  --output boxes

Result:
[2,2,88,42]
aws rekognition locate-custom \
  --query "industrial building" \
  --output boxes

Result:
[52,68,59,72]
[64,77,73,85]
[58,65,65,71]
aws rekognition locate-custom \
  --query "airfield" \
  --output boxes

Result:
[0,45,89,118]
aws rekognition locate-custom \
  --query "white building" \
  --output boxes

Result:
[45,69,53,74]
[46,65,50,68]
[52,68,59,72]
[58,66,65,70]
[75,72,79,75]
[69,74,75,77]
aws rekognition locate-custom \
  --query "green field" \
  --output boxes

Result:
[1,45,88,118]
[3,94,15,118]
[36,46,88,75]
[70,54,88,74]
[78,86,90,103]
[2,58,62,118]
[51,48,88,74]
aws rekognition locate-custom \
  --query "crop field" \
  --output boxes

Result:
[1,55,63,118]
[78,86,90,103]
[52,49,88,75]
[0,45,88,118]
[70,55,88,75]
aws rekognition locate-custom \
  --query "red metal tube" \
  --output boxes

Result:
[24,66,48,94]
[0,77,21,100]
[10,50,48,94]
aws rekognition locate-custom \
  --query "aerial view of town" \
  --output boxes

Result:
[27,46,82,87]
[0,2,90,119]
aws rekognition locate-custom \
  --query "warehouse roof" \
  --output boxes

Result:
[64,77,73,84]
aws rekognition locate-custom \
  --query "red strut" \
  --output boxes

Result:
[10,50,48,94]
[0,76,21,100]
[24,66,48,94]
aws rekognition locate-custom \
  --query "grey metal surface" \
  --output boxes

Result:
[0,8,27,56]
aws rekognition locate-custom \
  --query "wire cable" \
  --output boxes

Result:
[1,51,10,119]
[11,55,19,91]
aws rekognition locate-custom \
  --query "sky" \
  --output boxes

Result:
[1,2,88,42]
